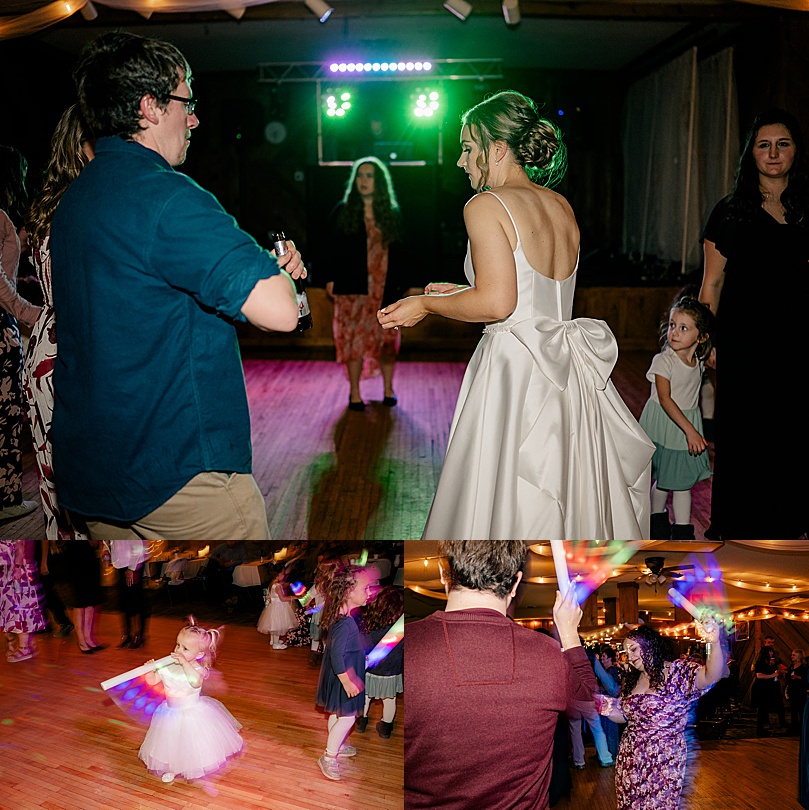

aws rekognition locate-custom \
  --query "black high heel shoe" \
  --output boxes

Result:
[348,398,365,412]
[77,643,94,654]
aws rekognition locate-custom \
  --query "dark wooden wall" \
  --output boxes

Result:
[732,617,809,709]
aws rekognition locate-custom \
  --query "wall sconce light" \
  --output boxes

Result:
[304,0,333,22]
[443,0,472,21]
[502,0,520,25]
[80,0,98,20]
[226,6,246,19]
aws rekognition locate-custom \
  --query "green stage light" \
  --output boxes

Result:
[411,88,442,122]
[323,88,352,120]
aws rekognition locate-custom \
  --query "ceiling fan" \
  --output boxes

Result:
[636,556,695,589]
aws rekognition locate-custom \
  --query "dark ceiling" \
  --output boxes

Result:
[3,0,791,74]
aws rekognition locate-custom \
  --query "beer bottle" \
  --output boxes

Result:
[271,231,312,332]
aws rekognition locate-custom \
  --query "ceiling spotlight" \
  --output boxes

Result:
[502,0,520,25]
[305,0,333,22]
[444,0,472,21]
[80,1,98,20]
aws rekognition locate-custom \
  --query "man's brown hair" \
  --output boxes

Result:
[438,541,527,599]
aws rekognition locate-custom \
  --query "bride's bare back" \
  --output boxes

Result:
[473,183,579,281]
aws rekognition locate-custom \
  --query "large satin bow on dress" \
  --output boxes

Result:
[510,316,618,392]
[510,315,654,540]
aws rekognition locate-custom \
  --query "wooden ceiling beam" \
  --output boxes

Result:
[3,0,789,26]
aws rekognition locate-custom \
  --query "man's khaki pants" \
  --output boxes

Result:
[85,472,270,540]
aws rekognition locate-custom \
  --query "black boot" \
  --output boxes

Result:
[376,720,394,739]
[650,510,671,540]
[670,523,695,540]
[355,715,369,733]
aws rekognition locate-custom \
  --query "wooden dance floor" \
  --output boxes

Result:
[0,613,403,810]
[555,735,802,810]
[5,352,713,541]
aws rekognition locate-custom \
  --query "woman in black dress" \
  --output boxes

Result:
[788,649,808,736]
[700,109,809,539]
[62,539,104,653]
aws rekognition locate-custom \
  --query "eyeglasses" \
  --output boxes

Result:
[167,94,197,115]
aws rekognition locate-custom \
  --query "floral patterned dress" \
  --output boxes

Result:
[615,659,707,810]
[332,213,401,379]
[0,210,40,510]
[0,541,46,634]
[22,237,87,539]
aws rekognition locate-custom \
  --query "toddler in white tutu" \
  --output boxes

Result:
[139,618,243,783]
[257,569,298,649]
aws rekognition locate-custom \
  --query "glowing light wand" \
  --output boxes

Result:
[366,614,404,669]
[667,588,703,621]
[550,540,572,598]
[100,655,175,692]
[291,581,313,606]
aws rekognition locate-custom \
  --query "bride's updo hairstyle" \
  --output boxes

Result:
[462,90,567,191]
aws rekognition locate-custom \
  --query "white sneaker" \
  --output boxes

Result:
[161,773,175,783]
[318,755,340,781]
[338,744,357,757]
[272,643,288,650]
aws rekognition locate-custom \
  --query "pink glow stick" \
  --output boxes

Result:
[100,655,175,691]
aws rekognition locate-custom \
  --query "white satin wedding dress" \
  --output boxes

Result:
[422,191,654,540]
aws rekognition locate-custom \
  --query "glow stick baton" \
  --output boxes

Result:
[100,655,175,691]
[550,540,572,597]
[667,588,703,621]
[291,581,312,605]
[366,614,404,669]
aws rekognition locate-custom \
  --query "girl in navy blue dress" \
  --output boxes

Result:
[315,563,372,781]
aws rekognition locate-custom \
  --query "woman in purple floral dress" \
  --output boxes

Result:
[601,622,725,809]
[0,540,46,662]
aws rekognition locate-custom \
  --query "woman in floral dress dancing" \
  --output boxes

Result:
[600,621,725,809]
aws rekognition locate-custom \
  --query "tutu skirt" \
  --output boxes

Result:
[139,694,243,779]
[257,599,297,635]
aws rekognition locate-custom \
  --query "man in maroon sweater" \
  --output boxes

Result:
[405,541,597,810]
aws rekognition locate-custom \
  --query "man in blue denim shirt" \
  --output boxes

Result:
[50,31,302,540]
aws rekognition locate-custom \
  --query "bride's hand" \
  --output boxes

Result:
[378,297,428,329]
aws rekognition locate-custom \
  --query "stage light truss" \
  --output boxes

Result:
[258,58,503,84]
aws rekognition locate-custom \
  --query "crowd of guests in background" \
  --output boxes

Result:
[0,539,402,658]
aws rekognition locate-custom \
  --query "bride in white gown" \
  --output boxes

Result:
[378,90,653,540]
